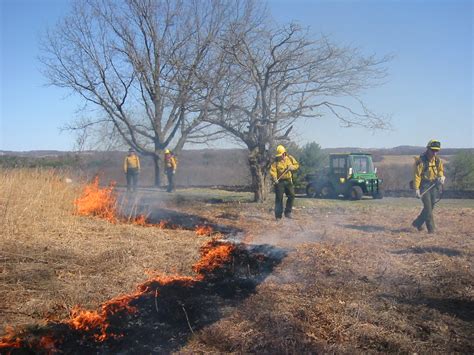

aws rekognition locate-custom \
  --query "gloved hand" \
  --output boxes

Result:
[289,165,297,171]
[415,189,421,198]
[438,176,446,185]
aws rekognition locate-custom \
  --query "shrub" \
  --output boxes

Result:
[290,142,328,189]
[446,151,474,190]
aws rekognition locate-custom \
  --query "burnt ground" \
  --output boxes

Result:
[138,190,473,353]
[2,186,473,353]
[2,242,285,354]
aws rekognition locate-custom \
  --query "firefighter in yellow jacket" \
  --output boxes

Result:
[412,139,445,233]
[164,149,177,192]
[123,148,140,192]
[270,145,299,220]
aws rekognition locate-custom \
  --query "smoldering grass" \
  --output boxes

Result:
[0,168,208,334]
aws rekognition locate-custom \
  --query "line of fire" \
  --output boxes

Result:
[0,178,286,353]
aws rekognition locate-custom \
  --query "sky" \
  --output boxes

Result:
[0,0,472,151]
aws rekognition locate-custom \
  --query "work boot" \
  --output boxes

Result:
[411,220,423,231]
[284,213,292,219]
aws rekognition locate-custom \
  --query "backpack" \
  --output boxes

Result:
[409,154,441,189]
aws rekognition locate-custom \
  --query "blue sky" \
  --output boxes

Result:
[0,0,472,151]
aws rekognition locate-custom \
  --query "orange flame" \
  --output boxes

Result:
[67,288,144,341]
[192,239,235,275]
[68,308,108,340]
[65,273,200,341]
[39,335,57,352]
[1,238,238,349]
[131,214,148,226]
[138,273,197,291]
[157,220,169,228]
[130,217,179,229]
[0,326,21,350]
[74,177,117,223]
[74,179,178,229]
[101,291,141,315]
[155,220,179,229]
[195,224,213,236]
[0,327,59,353]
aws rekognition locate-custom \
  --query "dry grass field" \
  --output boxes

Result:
[0,170,210,333]
[1,169,473,353]
[375,154,457,191]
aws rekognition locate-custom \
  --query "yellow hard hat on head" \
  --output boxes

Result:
[427,139,441,151]
[165,149,171,154]
[275,145,286,157]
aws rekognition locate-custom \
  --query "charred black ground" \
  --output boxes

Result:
[2,235,286,354]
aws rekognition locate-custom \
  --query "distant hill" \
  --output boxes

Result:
[0,150,70,157]
[1,147,472,189]
[2,145,472,158]
[322,146,473,155]
[0,149,251,187]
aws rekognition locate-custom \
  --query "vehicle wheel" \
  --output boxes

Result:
[350,185,363,200]
[320,185,335,199]
[373,190,384,199]
[306,183,318,198]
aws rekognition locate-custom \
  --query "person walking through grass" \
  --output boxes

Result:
[124,148,140,192]
[411,139,445,234]
[270,145,299,220]
[164,149,177,192]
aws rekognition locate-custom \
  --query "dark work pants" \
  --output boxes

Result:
[274,179,295,219]
[166,169,175,192]
[126,169,139,192]
[413,181,438,233]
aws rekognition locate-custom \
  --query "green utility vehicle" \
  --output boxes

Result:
[305,153,383,200]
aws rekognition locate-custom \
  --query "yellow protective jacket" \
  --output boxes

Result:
[413,154,444,189]
[165,154,177,171]
[123,154,140,173]
[270,154,299,183]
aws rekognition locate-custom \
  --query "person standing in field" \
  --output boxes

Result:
[270,145,299,220]
[123,148,140,192]
[411,139,445,234]
[164,149,177,192]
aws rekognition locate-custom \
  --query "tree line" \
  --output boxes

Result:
[1,147,473,191]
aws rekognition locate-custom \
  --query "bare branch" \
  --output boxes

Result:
[40,0,259,185]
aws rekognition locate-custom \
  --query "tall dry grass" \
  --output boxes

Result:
[0,169,206,334]
[0,169,84,330]
[1,169,80,240]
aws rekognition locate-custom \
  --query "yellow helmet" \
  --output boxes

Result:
[275,145,286,157]
[427,139,441,151]
[165,149,171,154]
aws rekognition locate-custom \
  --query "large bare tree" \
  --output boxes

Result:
[206,23,392,202]
[41,0,252,186]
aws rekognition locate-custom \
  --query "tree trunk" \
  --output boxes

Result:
[153,154,161,187]
[251,164,268,202]
[248,148,270,202]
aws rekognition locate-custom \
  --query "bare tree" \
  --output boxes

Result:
[207,23,392,202]
[41,0,249,186]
